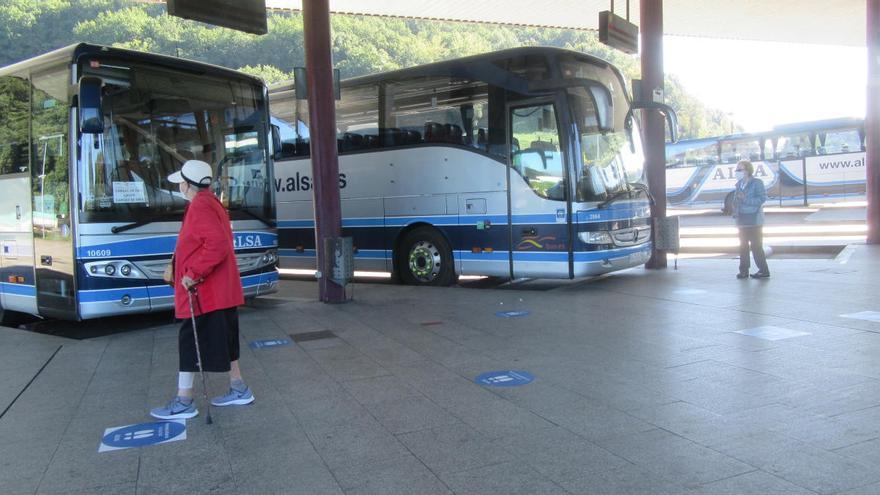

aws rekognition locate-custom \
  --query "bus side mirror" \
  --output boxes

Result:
[588,84,614,133]
[626,101,679,144]
[79,76,104,134]
[271,124,282,160]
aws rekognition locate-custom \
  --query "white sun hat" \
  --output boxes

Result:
[167,160,213,187]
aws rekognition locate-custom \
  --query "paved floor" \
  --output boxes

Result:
[3,245,880,494]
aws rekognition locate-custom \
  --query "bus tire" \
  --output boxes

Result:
[0,309,27,328]
[722,192,735,216]
[397,227,456,286]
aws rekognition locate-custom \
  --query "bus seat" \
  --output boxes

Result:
[445,124,463,144]
[380,128,405,146]
[295,138,310,156]
[281,142,296,157]
[342,132,364,152]
[529,140,557,152]
[476,128,487,150]
[425,122,446,143]
[402,129,421,144]
[364,134,379,148]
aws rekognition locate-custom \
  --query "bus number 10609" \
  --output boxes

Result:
[86,249,112,258]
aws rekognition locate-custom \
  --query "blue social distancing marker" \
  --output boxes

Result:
[475,370,535,387]
[249,338,291,350]
[99,420,186,453]
[496,310,530,318]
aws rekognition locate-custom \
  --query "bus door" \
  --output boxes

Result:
[506,100,572,279]
[31,68,76,320]
[0,172,37,315]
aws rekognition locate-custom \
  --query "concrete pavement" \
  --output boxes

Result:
[2,245,880,494]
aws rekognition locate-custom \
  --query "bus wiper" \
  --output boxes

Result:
[229,207,276,228]
[597,189,632,209]
[627,182,656,206]
[111,213,181,234]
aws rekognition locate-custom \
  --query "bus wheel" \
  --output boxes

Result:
[398,228,455,286]
[722,192,734,216]
[0,309,27,328]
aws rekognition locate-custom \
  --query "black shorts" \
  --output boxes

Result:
[178,307,240,372]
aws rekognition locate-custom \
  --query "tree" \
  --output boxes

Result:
[1,1,739,138]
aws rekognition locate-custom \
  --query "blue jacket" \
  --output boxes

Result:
[733,177,766,226]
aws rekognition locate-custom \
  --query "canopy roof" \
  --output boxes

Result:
[268,0,865,46]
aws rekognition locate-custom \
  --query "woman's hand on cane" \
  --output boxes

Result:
[181,275,198,291]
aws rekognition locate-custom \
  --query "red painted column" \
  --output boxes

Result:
[303,0,345,301]
[641,0,668,268]
[868,0,880,244]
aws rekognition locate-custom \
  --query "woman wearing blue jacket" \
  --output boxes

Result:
[733,160,770,279]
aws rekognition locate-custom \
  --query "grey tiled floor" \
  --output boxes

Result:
[3,245,880,494]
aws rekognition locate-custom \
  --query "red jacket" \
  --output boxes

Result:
[173,189,244,318]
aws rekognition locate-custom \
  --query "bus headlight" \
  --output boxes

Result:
[578,231,612,244]
[261,249,278,266]
[85,260,147,279]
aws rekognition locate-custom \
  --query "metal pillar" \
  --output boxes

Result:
[868,0,880,244]
[303,0,345,302]
[641,0,668,268]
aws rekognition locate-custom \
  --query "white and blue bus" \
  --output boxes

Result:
[666,117,866,212]
[0,44,278,324]
[270,47,675,285]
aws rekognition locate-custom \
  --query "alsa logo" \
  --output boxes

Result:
[712,164,769,181]
[234,234,263,248]
[274,172,347,192]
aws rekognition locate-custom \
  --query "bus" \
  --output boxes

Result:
[665,117,866,212]
[269,47,676,285]
[0,44,278,324]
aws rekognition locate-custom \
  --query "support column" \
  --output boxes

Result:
[641,0,667,268]
[303,0,345,302]
[868,0,880,244]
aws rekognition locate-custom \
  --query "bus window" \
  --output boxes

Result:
[79,61,272,224]
[568,87,630,202]
[822,128,861,154]
[0,74,31,175]
[776,132,815,158]
[337,84,378,153]
[720,138,761,164]
[271,92,310,158]
[388,76,489,149]
[510,103,565,201]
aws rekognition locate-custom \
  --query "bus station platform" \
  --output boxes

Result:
[3,245,880,494]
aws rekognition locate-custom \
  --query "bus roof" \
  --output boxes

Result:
[269,46,619,93]
[670,117,865,150]
[771,117,864,134]
[0,43,264,86]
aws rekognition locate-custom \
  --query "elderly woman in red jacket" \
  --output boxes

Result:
[151,160,254,420]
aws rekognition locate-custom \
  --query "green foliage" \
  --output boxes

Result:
[238,65,293,84]
[1,1,734,138]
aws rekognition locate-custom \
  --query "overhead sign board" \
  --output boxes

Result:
[599,11,639,54]
[167,0,268,35]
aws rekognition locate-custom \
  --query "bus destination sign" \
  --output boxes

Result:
[599,11,639,54]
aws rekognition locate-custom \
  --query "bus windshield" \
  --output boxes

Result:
[79,61,272,224]
[568,87,644,203]
[558,55,645,203]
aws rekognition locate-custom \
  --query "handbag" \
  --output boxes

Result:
[162,256,175,286]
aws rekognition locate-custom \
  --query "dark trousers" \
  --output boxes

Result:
[738,226,769,275]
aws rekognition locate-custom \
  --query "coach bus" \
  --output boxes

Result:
[269,46,676,285]
[665,117,865,212]
[0,44,278,324]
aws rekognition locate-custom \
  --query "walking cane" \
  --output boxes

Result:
[187,287,213,425]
